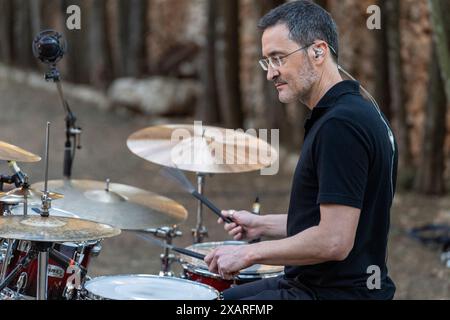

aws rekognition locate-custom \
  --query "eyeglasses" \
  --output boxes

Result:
[259,43,313,71]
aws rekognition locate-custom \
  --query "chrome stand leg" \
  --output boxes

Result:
[1,240,15,282]
[192,174,208,244]
[36,247,49,300]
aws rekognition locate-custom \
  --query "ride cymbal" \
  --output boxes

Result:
[127,124,278,174]
[31,179,188,230]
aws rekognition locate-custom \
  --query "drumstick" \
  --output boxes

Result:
[160,167,233,224]
[136,233,206,261]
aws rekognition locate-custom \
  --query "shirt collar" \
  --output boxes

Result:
[304,80,360,136]
[314,80,361,110]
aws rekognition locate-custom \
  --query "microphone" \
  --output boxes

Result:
[8,161,27,187]
[32,30,66,65]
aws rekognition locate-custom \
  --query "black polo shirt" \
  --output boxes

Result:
[286,80,397,300]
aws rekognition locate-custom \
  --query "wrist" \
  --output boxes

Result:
[251,214,266,238]
[244,243,262,265]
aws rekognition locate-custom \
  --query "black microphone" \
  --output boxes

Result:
[8,161,27,187]
[32,30,66,65]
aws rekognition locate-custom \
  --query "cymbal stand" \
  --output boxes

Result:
[44,65,82,180]
[192,173,209,244]
[146,226,182,277]
[36,122,52,300]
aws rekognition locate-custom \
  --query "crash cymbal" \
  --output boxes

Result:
[0,215,120,242]
[0,187,64,205]
[0,141,41,163]
[31,179,188,230]
[127,124,278,174]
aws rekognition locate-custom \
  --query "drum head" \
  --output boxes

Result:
[183,241,284,278]
[83,275,219,300]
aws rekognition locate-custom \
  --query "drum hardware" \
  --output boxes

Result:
[144,226,183,277]
[193,173,209,244]
[0,247,36,294]
[33,30,81,180]
[137,232,206,277]
[0,239,17,282]
[0,123,120,300]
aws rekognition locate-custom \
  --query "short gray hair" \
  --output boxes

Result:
[258,0,339,63]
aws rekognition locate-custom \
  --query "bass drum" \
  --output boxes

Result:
[81,275,220,300]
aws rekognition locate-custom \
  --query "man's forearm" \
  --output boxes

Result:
[248,226,344,266]
[259,214,288,239]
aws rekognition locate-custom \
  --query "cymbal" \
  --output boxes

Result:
[10,205,80,218]
[31,180,188,230]
[0,141,41,162]
[0,187,64,205]
[0,215,121,242]
[127,124,278,174]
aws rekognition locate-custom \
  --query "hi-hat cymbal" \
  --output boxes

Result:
[0,215,121,242]
[0,187,64,205]
[0,141,41,162]
[127,124,278,174]
[31,180,188,230]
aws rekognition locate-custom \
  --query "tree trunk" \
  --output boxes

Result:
[88,0,113,89]
[30,0,42,37]
[414,48,447,195]
[215,0,243,128]
[62,0,90,84]
[13,0,34,69]
[429,0,450,103]
[373,0,391,120]
[0,0,13,64]
[116,0,130,77]
[126,0,147,77]
[196,0,220,124]
[385,0,413,169]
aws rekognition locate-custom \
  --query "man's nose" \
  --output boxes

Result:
[266,66,279,81]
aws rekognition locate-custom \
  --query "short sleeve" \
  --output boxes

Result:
[314,118,370,209]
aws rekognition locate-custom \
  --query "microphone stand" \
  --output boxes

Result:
[44,65,82,180]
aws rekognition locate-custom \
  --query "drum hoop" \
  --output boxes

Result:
[182,263,285,280]
[83,274,220,300]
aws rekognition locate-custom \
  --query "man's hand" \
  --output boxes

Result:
[219,210,263,241]
[204,245,253,280]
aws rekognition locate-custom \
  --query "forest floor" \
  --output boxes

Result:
[0,78,448,300]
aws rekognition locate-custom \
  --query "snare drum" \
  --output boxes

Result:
[182,241,284,292]
[82,275,220,300]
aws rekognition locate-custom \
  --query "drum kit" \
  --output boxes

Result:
[0,120,280,301]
